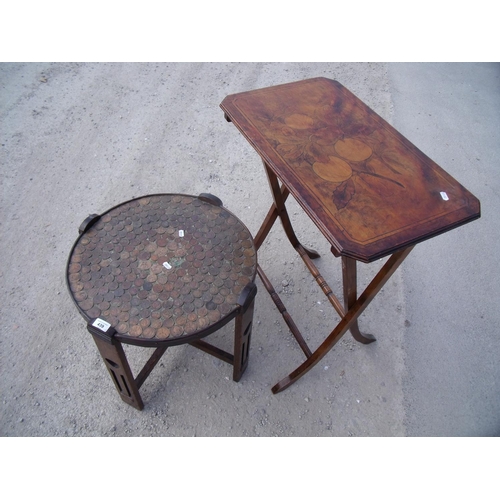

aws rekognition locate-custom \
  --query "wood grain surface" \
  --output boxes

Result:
[221,78,480,262]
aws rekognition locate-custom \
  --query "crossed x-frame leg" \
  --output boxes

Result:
[255,161,414,394]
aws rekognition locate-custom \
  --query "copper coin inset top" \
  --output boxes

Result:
[66,194,257,344]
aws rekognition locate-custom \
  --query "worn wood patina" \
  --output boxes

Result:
[221,77,480,393]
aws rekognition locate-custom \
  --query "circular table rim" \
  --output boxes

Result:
[65,193,257,347]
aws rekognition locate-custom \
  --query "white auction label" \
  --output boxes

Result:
[163,261,172,270]
[440,191,449,201]
[179,230,185,237]
[93,318,111,332]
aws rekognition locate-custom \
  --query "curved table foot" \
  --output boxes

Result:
[271,313,359,394]
[272,347,329,394]
[350,322,376,344]
[272,375,296,394]
[272,246,414,394]
[300,244,320,260]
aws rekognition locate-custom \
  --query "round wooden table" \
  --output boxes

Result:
[66,193,257,410]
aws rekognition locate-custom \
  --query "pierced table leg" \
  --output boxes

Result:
[90,334,144,410]
[342,256,376,344]
[233,283,258,381]
[272,246,414,394]
[189,283,258,382]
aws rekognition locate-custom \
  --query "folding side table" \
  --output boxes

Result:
[221,77,480,393]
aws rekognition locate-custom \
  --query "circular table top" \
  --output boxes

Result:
[66,194,257,345]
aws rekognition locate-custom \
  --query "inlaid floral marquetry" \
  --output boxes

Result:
[221,78,480,262]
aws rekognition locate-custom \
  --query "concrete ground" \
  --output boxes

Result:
[390,63,500,437]
[1,62,498,438]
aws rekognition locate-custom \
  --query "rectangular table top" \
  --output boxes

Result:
[221,77,480,262]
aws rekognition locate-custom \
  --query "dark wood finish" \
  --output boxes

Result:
[254,182,290,251]
[221,78,480,393]
[221,77,480,263]
[66,193,258,409]
[262,160,321,259]
[257,264,312,358]
[135,346,169,389]
[191,281,258,381]
[90,333,145,410]
[271,246,414,393]
[342,256,376,344]
[298,245,344,318]
[233,282,258,381]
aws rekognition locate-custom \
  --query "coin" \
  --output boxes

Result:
[156,327,170,339]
